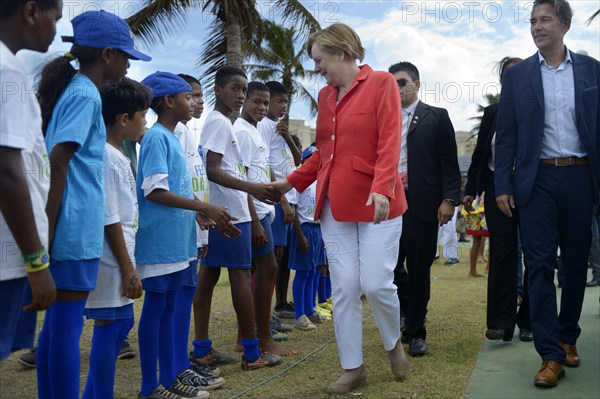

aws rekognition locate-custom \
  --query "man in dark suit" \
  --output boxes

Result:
[389,62,461,357]
[495,0,600,387]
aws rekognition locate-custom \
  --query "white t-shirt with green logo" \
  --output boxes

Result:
[234,118,275,221]
[175,122,209,246]
[201,111,251,224]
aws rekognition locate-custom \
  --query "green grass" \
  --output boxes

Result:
[0,247,488,398]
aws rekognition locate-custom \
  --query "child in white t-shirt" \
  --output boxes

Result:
[289,146,329,332]
[233,81,296,357]
[257,81,301,318]
[0,0,61,361]
[82,78,149,399]
[192,66,283,371]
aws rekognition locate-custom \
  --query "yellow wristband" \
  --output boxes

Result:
[24,253,50,273]
[25,262,49,273]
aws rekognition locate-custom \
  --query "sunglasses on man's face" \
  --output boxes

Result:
[397,78,410,88]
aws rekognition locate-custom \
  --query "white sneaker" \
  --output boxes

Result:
[177,368,225,391]
[293,314,317,331]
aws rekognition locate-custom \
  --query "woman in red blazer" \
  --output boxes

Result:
[272,23,409,394]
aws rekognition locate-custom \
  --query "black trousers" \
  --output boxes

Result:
[394,197,438,340]
[484,169,530,337]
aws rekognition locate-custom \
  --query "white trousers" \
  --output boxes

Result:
[321,200,403,369]
[437,206,459,259]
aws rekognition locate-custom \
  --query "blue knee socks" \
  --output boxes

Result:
[241,338,260,362]
[292,270,310,318]
[138,291,177,396]
[173,285,195,374]
[82,318,133,399]
[318,270,327,303]
[305,269,316,316]
[192,338,212,358]
[36,299,86,399]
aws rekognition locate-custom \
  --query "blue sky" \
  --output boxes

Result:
[18,0,600,135]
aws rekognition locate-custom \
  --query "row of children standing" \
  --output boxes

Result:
[0,3,332,399]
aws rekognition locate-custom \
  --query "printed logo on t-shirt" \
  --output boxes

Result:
[236,162,247,179]
[191,175,208,194]
[308,196,316,217]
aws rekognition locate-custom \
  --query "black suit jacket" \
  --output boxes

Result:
[464,103,498,197]
[406,101,461,223]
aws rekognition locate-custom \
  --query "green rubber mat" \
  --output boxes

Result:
[464,277,600,399]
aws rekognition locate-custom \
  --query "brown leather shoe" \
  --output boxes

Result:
[534,360,565,387]
[559,342,580,367]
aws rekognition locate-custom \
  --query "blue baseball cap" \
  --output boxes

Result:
[302,145,318,161]
[141,72,193,98]
[62,10,151,61]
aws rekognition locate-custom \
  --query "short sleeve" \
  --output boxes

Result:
[51,88,99,150]
[202,118,230,156]
[236,130,252,168]
[103,150,121,225]
[140,133,169,177]
[0,68,29,150]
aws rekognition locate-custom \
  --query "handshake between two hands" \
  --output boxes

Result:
[196,179,293,238]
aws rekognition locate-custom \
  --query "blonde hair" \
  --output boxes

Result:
[306,23,365,62]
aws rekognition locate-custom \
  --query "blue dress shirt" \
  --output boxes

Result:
[538,48,586,159]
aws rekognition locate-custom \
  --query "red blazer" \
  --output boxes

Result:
[288,65,407,222]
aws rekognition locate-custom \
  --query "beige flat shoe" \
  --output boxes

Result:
[327,365,367,394]
[389,339,411,379]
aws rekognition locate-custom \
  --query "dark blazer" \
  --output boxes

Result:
[464,103,498,197]
[405,101,461,223]
[494,51,600,206]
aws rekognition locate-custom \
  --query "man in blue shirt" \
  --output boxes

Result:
[494,0,600,388]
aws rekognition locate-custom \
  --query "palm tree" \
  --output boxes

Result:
[245,20,318,124]
[468,93,500,139]
[126,0,319,95]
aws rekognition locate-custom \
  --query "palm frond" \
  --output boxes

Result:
[292,81,318,118]
[587,9,600,25]
[126,0,199,48]
[272,0,321,36]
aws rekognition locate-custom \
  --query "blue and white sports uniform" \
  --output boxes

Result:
[136,123,196,289]
[44,74,106,289]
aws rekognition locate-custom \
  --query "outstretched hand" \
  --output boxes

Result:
[268,179,293,196]
[250,183,280,204]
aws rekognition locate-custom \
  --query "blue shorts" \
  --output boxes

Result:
[0,278,36,360]
[206,222,252,268]
[182,259,199,287]
[271,204,292,246]
[85,303,134,320]
[143,269,184,293]
[252,216,275,259]
[288,223,324,271]
[51,258,99,291]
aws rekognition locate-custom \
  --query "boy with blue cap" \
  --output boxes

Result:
[136,71,236,399]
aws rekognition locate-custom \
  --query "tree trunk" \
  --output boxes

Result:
[226,18,242,122]
[282,75,293,125]
[226,20,242,67]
